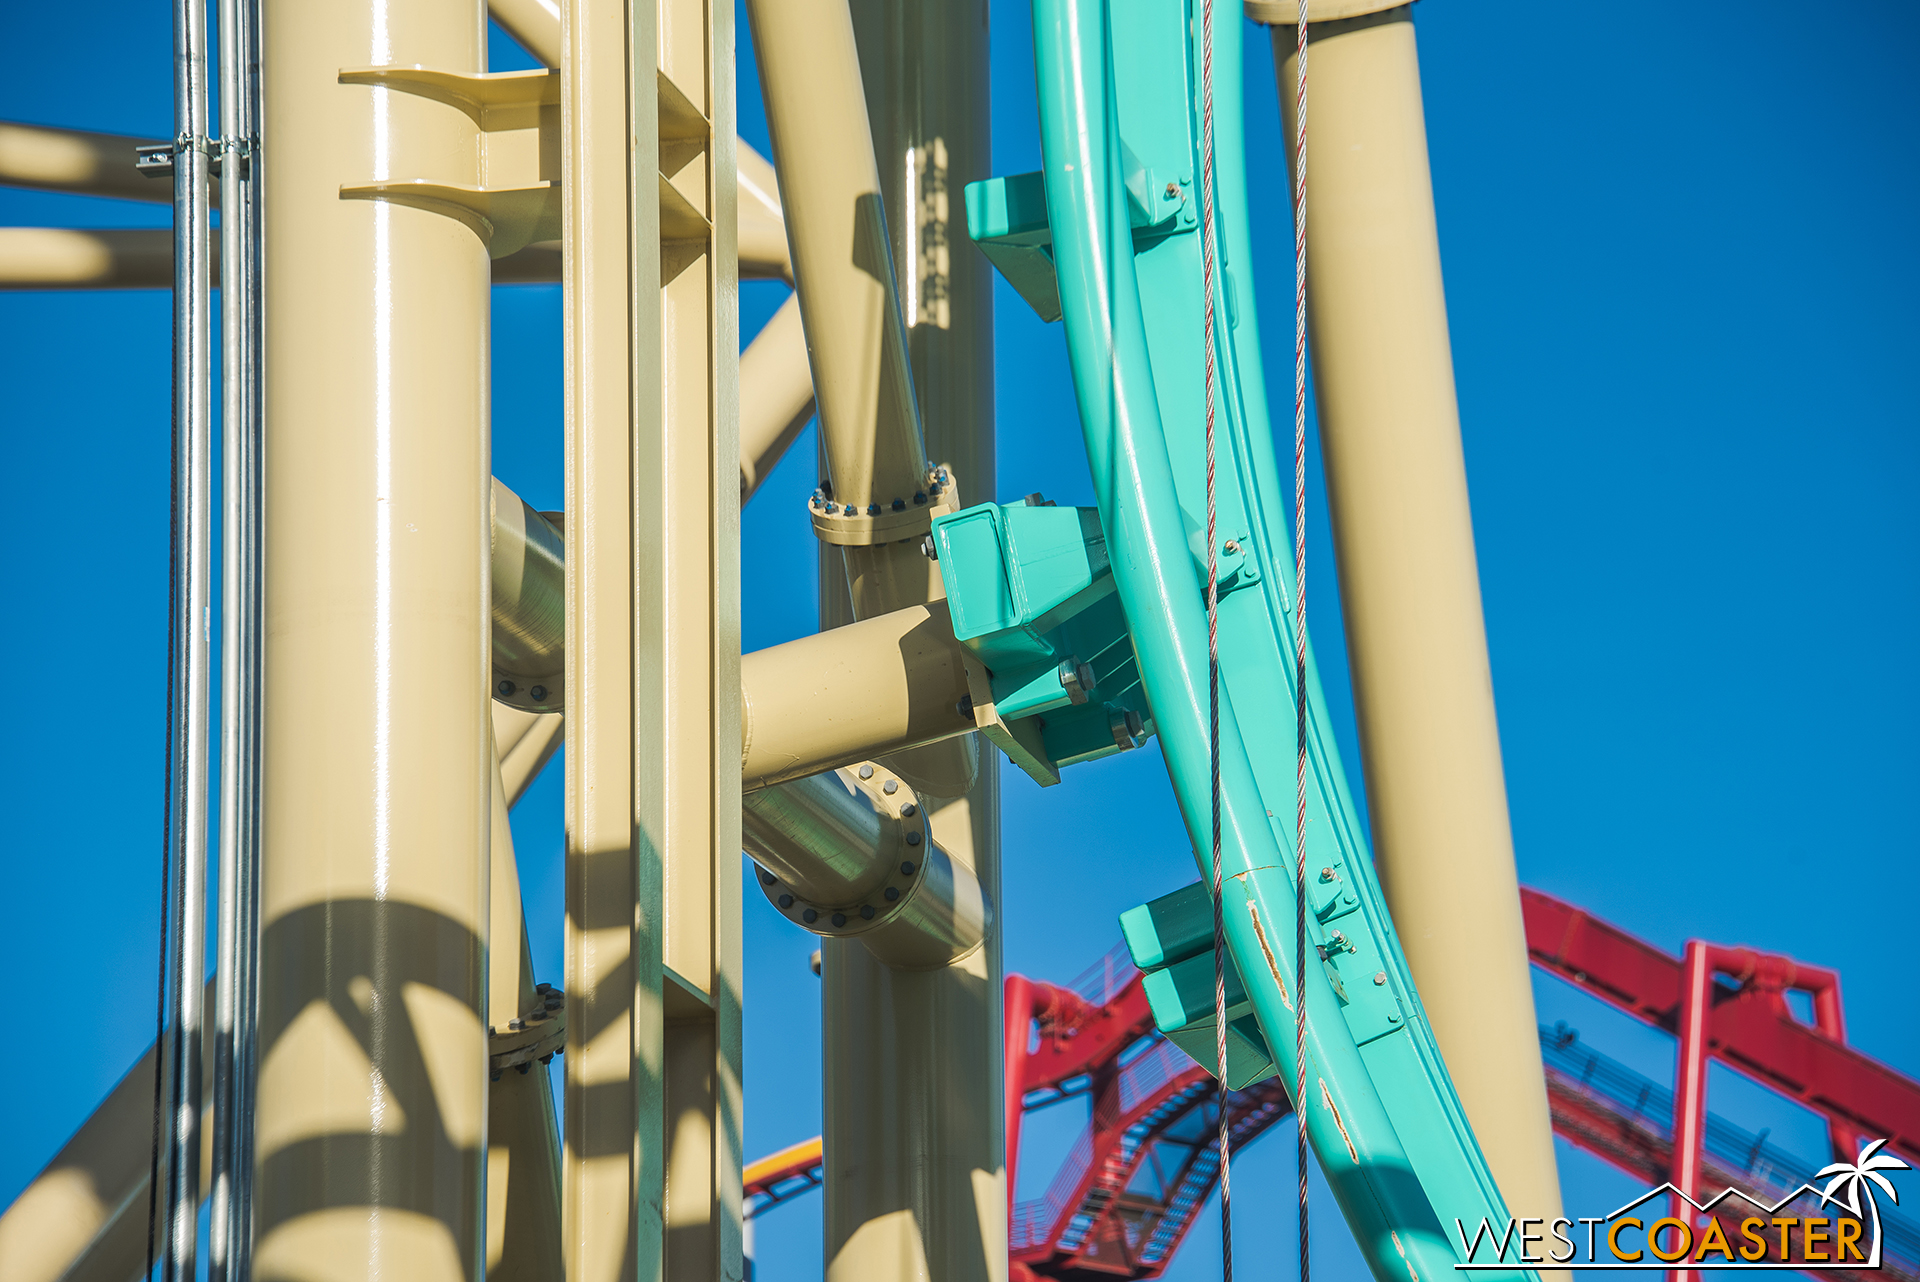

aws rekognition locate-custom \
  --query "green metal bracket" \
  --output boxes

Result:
[964,143,1194,327]
[932,498,1151,787]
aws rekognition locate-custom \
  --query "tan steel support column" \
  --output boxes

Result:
[810,4,1004,1281]
[1269,5,1567,1243]
[0,986,213,1282]
[559,0,657,1275]
[254,0,491,1276]
[653,0,744,1276]
[487,735,565,1280]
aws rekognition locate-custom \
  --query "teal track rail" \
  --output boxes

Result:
[1021,1,1538,1278]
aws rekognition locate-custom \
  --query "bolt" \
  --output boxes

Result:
[529,1008,548,1021]
[1319,866,1336,882]
[892,498,906,511]
[778,893,794,909]
[540,1053,554,1065]
[488,1025,497,1036]
[843,503,859,516]
[759,869,776,886]
[530,684,548,701]
[905,831,922,846]
[537,982,551,993]
[858,764,874,780]
[867,503,881,516]
[1164,180,1180,200]
[956,694,975,720]
[545,997,562,1010]
[518,1061,532,1074]
[882,779,898,795]
[497,679,517,696]
[831,912,847,927]
[1224,539,1241,555]
[1373,972,1387,986]
[860,905,876,920]
[914,491,928,505]
[900,802,916,818]
[1328,930,1347,950]
[900,861,916,876]
[922,534,939,560]
[509,1018,526,1031]
[802,908,818,924]
[885,887,900,902]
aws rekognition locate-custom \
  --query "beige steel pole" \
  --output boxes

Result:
[487,736,565,1281]
[253,0,492,1278]
[558,0,658,1276]
[809,3,1005,1281]
[652,0,746,1275]
[1266,3,1567,1244]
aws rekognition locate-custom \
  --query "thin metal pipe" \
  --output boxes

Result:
[161,0,212,1276]
[210,0,261,1276]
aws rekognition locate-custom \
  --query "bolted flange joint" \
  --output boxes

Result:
[489,983,566,1079]
[748,764,990,970]
[808,465,960,547]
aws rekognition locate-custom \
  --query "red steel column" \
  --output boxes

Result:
[1670,941,1713,1282]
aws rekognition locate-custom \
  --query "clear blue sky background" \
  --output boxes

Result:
[4,2,1917,1279]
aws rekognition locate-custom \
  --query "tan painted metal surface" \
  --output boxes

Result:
[0,119,180,203]
[0,984,213,1282]
[739,292,814,501]
[486,738,565,1281]
[254,2,492,1279]
[0,225,564,290]
[745,0,929,527]
[740,600,976,791]
[652,0,745,1270]
[490,478,566,713]
[822,0,1006,1278]
[558,0,655,1273]
[1269,7,1569,1247]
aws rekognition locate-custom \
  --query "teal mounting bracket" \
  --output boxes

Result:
[931,497,1152,787]
[965,141,1195,327]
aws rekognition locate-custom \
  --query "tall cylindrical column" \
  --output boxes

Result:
[823,2,1004,1280]
[1270,4,1566,1239]
[255,1,492,1276]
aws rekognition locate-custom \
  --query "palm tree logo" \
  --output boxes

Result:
[1815,1138,1911,1268]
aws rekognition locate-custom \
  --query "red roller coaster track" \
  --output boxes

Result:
[745,888,1920,1282]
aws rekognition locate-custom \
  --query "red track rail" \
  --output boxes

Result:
[747,892,1920,1282]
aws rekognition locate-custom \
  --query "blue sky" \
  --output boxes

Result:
[4,1,1917,1279]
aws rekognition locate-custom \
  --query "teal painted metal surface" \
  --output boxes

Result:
[957,0,1540,1276]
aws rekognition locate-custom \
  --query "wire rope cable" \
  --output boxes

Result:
[1198,0,1232,1273]
[1290,8,1311,1282]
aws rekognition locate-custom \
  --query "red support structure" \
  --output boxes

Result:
[1522,888,1916,1164]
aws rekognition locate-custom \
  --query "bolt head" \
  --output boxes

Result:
[802,908,819,924]
[497,679,517,696]
[509,1018,525,1031]
[1319,866,1336,882]
[899,861,915,876]
[759,869,776,886]
[914,491,927,504]
[831,912,847,927]
[1373,972,1387,986]
[885,887,900,902]
[1164,181,1180,199]
[858,764,874,780]
[530,684,548,701]
[778,893,794,909]
[867,503,881,516]
[892,498,906,511]
[882,779,898,795]
[899,803,916,818]
[905,831,922,846]
[860,905,875,919]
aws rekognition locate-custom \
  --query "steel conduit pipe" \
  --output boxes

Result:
[745,767,989,970]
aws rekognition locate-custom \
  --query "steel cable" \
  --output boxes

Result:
[1290,9,1311,1282]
